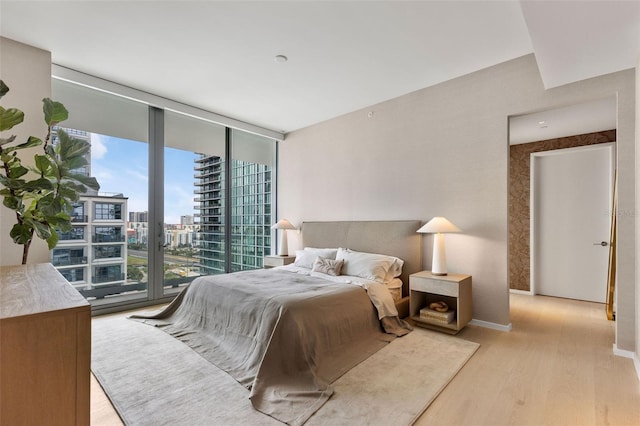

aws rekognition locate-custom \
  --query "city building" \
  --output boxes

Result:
[53,193,129,299]
[129,211,148,223]
[180,214,194,226]
[194,155,272,274]
[164,224,198,249]
[50,128,131,298]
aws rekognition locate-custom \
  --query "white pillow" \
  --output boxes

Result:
[386,257,405,280]
[336,248,396,283]
[294,250,318,269]
[304,247,338,260]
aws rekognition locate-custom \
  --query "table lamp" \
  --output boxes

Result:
[271,219,296,256]
[417,217,461,276]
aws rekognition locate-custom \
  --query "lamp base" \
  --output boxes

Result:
[431,233,448,276]
[277,230,289,256]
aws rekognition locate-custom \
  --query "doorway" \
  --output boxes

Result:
[531,143,615,302]
[508,97,617,296]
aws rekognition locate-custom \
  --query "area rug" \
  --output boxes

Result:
[92,315,479,425]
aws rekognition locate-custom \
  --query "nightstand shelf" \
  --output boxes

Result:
[409,271,472,334]
[263,255,295,268]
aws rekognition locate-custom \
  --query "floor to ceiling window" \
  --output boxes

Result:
[49,73,278,312]
[51,78,149,307]
[162,110,226,297]
[230,129,274,272]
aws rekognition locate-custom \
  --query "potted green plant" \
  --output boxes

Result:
[0,80,99,264]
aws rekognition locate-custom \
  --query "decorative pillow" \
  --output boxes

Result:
[311,256,344,276]
[294,250,318,269]
[303,247,338,260]
[336,248,396,283]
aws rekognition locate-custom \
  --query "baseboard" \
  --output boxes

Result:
[509,289,533,295]
[612,344,640,381]
[469,319,513,332]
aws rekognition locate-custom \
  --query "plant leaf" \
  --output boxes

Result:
[34,154,53,174]
[12,136,43,151]
[67,173,100,192]
[32,220,52,241]
[2,195,19,210]
[1,135,39,155]
[56,130,91,161]
[10,223,33,245]
[20,192,38,213]
[0,80,8,99]
[6,163,29,180]
[0,135,17,146]
[23,177,54,192]
[42,98,68,126]
[46,229,59,250]
[0,106,25,132]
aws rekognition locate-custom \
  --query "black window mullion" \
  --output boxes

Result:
[224,127,232,273]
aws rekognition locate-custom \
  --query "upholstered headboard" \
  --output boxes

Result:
[301,220,422,297]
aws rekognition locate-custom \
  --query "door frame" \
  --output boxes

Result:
[529,142,616,298]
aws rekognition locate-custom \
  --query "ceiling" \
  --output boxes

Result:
[509,97,617,145]
[1,1,638,136]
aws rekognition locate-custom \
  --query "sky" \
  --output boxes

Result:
[90,133,197,225]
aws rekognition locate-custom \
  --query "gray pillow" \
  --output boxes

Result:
[311,256,344,276]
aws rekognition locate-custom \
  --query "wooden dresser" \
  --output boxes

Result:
[0,263,91,425]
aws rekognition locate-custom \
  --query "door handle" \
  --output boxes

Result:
[593,241,608,246]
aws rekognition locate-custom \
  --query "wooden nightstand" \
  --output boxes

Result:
[263,255,295,268]
[409,271,472,334]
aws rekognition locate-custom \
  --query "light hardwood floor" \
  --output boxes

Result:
[91,294,640,425]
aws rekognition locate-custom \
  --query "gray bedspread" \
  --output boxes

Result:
[131,269,407,425]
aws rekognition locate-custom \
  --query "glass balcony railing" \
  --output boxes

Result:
[52,256,88,266]
[93,235,126,243]
[92,273,125,284]
[57,233,85,241]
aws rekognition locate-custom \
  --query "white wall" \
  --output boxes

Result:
[0,37,52,266]
[280,54,635,348]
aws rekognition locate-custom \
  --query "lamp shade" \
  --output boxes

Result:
[417,217,461,234]
[271,219,296,230]
[271,219,295,256]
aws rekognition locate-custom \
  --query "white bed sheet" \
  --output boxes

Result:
[274,264,403,303]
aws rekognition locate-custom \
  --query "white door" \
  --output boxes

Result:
[531,143,614,303]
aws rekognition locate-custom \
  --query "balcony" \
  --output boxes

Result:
[92,273,125,284]
[93,235,126,243]
[52,256,88,267]
[57,234,85,241]
[194,163,223,172]
[194,176,222,185]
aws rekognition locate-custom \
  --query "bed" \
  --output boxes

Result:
[132,220,422,425]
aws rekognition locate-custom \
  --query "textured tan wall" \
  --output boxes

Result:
[509,130,617,291]
[280,54,635,337]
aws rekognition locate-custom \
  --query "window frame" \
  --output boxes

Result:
[50,71,280,315]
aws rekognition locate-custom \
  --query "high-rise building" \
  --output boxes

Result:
[129,211,148,223]
[53,193,130,298]
[50,128,132,299]
[180,214,194,226]
[194,155,272,274]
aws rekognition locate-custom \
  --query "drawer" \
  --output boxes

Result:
[410,276,459,297]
